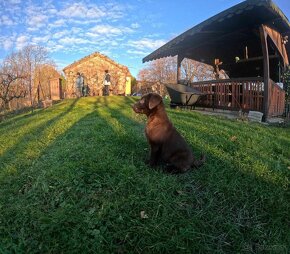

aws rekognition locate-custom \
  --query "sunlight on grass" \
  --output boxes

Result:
[0,113,50,156]
[96,108,127,136]
[168,108,289,187]
[0,98,93,180]
[0,96,289,253]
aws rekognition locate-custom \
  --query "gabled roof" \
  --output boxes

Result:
[143,0,290,64]
[63,51,130,74]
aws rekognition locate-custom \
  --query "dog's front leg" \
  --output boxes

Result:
[149,144,160,167]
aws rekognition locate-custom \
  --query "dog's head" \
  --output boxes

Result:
[132,93,163,116]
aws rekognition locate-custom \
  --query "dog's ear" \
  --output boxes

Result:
[148,93,162,109]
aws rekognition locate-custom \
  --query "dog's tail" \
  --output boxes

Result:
[193,154,206,168]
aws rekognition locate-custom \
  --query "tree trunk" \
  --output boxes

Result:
[4,100,11,111]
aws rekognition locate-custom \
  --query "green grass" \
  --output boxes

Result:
[0,96,289,253]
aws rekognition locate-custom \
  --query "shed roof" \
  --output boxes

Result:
[143,0,290,65]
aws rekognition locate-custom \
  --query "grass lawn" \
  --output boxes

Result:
[0,96,289,253]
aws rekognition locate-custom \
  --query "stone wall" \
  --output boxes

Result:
[63,52,131,97]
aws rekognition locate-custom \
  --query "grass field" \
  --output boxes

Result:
[0,96,289,253]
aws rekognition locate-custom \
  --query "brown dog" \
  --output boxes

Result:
[132,93,205,173]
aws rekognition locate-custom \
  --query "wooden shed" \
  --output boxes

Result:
[143,0,290,121]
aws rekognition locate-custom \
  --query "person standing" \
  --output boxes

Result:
[103,70,111,96]
[81,74,89,97]
[75,72,84,97]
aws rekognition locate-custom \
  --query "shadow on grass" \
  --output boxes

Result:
[0,96,148,252]
[0,96,289,253]
[0,100,77,151]
[0,100,70,131]
[0,98,80,179]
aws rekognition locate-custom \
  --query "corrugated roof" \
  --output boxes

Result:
[143,0,290,63]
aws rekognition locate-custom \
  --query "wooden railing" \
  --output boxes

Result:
[187,78,265,112]
[137,78,286,117]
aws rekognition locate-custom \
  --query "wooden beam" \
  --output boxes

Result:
[177,55,184,83]
[259,25,270,121]
[237,55,279,63]
[263,25,289,67]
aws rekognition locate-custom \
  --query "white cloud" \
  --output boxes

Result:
[9,0,21,4]
[32,35,51,44]
[86,6,106,19]
[57,2,127,23]
[53,58,71,71]
[58,37,91,45]
[2,38,14,50]
[85,32,101,39]
[27,14,48,30]
[71,27,83,34]
[91,24,121,35]
[52,30,69,39]
[47,7,58,15]
[127,49,148,56]
[104,2,125,20]
[16,35,29,50]
[90,24,133,36]
[49,19,66,28]
[50,44,65,53]
[27,27,39,32]
[127,38,166,50]
[65,19,99,25]
[3,3,22,15]
[131,23,140,29]
[59,3,87,18]
[59,3,105,20]
[99,49,112,57]
[0,15,15,26]
[110,41,118,46]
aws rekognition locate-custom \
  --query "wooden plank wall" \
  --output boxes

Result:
[268,80,286,117]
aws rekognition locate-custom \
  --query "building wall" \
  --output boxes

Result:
[63,53,131,97]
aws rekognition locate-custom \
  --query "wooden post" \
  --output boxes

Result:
[259,25,270,121]
[37,83,40,105]
[177,55,183,83]
[48,80,52,99]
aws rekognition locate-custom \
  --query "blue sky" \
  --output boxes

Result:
[0,0,289,77]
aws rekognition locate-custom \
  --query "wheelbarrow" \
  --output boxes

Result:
[165,83,204,108]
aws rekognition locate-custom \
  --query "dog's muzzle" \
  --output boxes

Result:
[132,104,143,114]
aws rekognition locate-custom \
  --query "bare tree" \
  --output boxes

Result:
[181,58,217,82]
[138,57,218,89]
[138,58,176,83]
[16,45,53,107]
[0,45,55,112]
[137,57,177,95]
[0,53,28,111]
